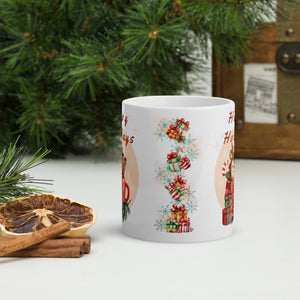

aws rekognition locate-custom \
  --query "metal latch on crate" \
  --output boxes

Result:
[276,42,300,73]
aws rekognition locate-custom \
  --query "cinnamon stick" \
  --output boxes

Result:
[0,220,70,257]
[5,245,84,258]
[0,235,91,254]
[57,236,91,254]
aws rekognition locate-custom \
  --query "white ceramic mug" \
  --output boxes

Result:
[122,96,235,242]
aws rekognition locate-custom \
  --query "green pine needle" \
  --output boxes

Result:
[0,0,299,156]
[0,138,52,204]
[122,198,131,222]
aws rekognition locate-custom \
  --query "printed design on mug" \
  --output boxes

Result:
[122,114,139,222]
[154,118,200,233]
[166,148,191,173]
[214,111,235,226]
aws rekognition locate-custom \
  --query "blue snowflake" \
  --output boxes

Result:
[171,117,177,124]
[185,188,196,200]
[169,199,181,207]
[154,131,164,141]
[185,134,196,146]
[185,148,199,161]
[185,200,198,213]
[155,167,166,181]
[158,204,170,215]
[155,118,175,141]
[168,145,181,153]
[154,219,165,231]
[170,144,179,152]
[165,177,173,185]
[160,120,169,131]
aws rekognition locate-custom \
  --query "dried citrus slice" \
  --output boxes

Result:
[0,194,96,236]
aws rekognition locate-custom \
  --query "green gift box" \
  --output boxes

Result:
[178,122,186,129]
[175,187,184,196]
[166,220,171,232]
[169,155,181,163]
[167,159,181,172]
[167,220,180,232]
[225,194,232,208]
[167,153,182,172]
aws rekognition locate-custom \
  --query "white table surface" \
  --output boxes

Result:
[1,157,300,300]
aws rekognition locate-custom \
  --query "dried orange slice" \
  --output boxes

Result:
[0,194,96,236]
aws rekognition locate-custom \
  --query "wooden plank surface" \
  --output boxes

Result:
[213,22,300,160]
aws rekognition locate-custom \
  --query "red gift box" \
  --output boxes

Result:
[180,156,191,170]
[222,205,234,225]
[170,204,188,222]
[177,217,191,233]
[223,181,234,225]
[165,175,189,201]
[222,158,234,225]
[166,119,190,142]
[175,118,190,133]
[166,184,188,201]
[169,204,192,233]
[166,124,180,140]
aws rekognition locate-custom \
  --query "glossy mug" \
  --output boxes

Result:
[121,96,235,242]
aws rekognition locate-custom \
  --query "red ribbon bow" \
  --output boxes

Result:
[167,152,178,160]
[169,124,180,131]
[176,118,190,127]
[174,175,187,186]
[181,157,188,163]
[168,182,176,189]
[180,217,190,224]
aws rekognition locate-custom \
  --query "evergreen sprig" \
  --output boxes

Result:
[122,198,131,222]
[0,139,52,204]
[0,0,299,156]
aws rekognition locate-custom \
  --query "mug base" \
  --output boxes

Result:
[122,224,233,243]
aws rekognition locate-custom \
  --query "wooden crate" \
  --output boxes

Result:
[213,4,300,160]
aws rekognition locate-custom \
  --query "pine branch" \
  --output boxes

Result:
[0,0,299,156]
[0,138,52,204]
[16,82,69,149]
[54,38,131,100]
[123,1,189,64]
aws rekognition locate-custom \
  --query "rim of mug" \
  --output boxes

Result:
[122,95,234,109]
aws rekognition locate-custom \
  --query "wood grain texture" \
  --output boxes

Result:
[213,20,300,160]
[277,3,300,42]
[236,123,300,160]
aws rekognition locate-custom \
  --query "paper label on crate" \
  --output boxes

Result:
[244,63,278,124]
